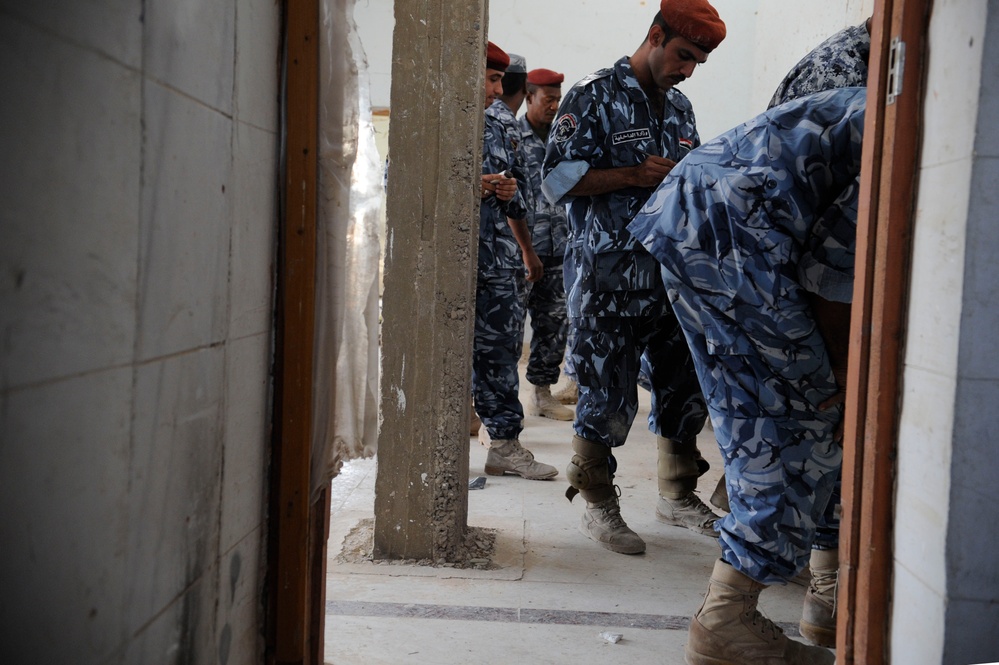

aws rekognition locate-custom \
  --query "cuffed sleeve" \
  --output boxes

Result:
[542,159,589,206]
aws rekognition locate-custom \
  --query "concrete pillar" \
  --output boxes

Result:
[374,0,487,560]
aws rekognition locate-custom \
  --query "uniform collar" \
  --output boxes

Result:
[488,98,517,120]
[518,114,548,140]
[613,56,651,104]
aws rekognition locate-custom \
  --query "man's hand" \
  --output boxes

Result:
[481,172,517,201]
[811,294,852,446]
[819,387,846,446]
[507,217,541,282]
[522,248,543,282]
[567,155,677,197]
[632,155,676,189]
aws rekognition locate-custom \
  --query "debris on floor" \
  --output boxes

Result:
[335,518,499,569]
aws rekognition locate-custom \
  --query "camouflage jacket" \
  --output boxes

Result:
[517,116,568,259]
[480,99,528,272]
[769,22,870,108]
[541,56,699,317]
[628,87,867,353]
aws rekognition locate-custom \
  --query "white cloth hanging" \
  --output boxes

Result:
[312,0,382,498]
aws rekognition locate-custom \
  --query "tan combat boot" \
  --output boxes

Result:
[552,378,578,405]
[581,491,646,555]
[710,474,730,513]
[527,384,575,420]
[567,435,645,554]
[469,402,481,437]
[686,559,835,665]
[655,436,720,537]
[484,439,558,480]
[799,548,838,648]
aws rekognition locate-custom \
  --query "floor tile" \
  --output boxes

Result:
[326,364,815,663]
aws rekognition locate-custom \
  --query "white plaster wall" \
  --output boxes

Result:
[0,1,280,663]
[753,0,874,111]
[891,2,990,664]
[483,0,758,143]
[355,0,872,143]
[938,0,999,662]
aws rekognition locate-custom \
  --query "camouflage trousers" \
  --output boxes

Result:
[562,249,578,381]
[523,256,569,387]
[666,282,842,586]
[563,325,577,380]
[473,269,528,440]
[570,312,707,474]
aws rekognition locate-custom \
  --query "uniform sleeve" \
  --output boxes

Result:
[797,175,859,303]
[541,86,604,205]
[483,115,527,220]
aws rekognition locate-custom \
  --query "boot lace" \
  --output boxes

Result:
[506,440,536,464]
[594,488,628,530]
[746,608,784,641]
[808,569,839,616]
[669,492,719,528]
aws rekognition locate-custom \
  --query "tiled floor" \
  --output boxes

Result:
[325,374,815,665]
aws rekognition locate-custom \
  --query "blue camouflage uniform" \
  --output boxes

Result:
[628,87,867,585]
[518,115,570,387]
[767,22,870,553]
[474,99,529,440]
[542,56,707,468]
[769,22,870,108]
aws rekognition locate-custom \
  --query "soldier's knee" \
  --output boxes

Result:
[566,435,612,490]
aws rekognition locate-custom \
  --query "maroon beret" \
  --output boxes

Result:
[660,0,727,52]
[486,41,510,71]
[527,68,565,86]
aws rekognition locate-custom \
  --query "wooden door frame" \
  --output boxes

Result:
[838,0,930,663]
[266,1,327,664]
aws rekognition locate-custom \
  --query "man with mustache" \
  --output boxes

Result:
[542,0,727,554]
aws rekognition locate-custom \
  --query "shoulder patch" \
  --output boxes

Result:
[551,114,579,143]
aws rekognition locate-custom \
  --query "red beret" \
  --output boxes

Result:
[660,0,727,52]
[486,41,510,72]
[527,68,565,86]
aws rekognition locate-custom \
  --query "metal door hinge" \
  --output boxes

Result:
[886,37,906,105]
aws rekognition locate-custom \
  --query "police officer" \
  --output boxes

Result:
[475,42,557,480]
[517,68,575,422]
[764,16,872,649]
[629,86,866,665]
[541,0,726,555]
